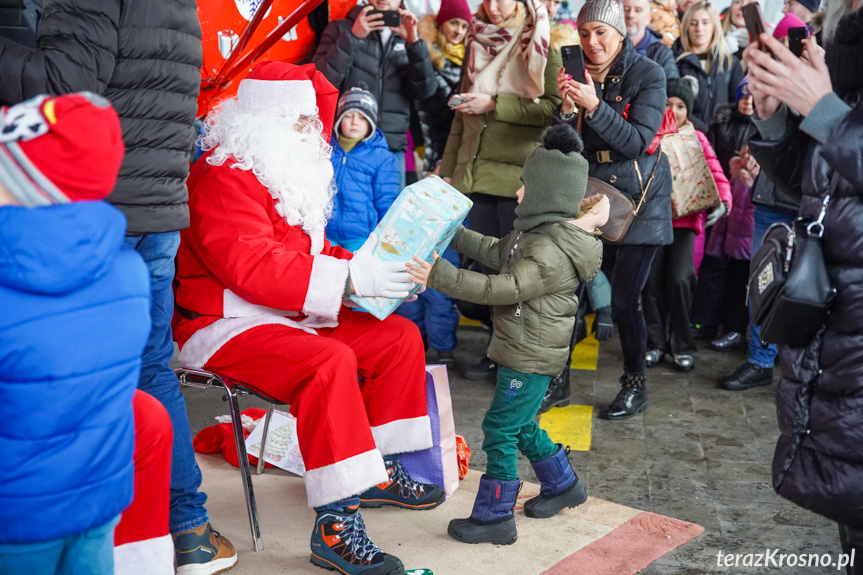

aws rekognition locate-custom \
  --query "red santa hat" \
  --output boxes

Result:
[0,92,124,207]
[237,61,339,141]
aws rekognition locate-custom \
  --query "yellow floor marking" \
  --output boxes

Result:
[570,313,599,371]
[540,404,593,451]
[458,316,485,328]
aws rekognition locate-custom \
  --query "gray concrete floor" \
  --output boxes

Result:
[179,324,844,574]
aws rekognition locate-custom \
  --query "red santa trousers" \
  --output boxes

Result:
[202,309,431,508]
[113,390,174,575]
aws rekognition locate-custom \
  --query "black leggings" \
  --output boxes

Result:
[602,244,660,376]
[643,228,697,355]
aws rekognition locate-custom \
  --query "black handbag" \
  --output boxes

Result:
[748,176,838,348]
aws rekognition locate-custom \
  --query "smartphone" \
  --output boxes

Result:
[447,94,471,107]
[741,3,770,53]
[368,9,401,27]
[788,26,808,57]
[560,45,587,84]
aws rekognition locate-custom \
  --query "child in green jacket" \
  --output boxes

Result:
[407,122,608,545]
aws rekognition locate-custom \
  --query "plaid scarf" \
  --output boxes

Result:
[464,0,551,100]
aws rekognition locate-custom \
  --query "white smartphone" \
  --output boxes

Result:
[447,94,472,108]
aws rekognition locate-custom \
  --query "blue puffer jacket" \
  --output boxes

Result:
[327,128,400,250]
[0,202,150,543]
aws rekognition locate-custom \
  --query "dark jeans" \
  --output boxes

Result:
[602,244,659,375]
[691,254,728,328]
[122,232,209,534]
[643,228,697,355]
[839,523,862,575]
[457,193,519,328]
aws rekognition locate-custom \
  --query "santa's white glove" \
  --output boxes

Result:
[705,202,728,228]
[348,233,414,298]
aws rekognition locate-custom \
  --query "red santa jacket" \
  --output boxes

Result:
[174,150,353,368]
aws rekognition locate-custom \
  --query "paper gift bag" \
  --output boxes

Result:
[663,122,721,219]
[349,176,472,319]
[400,365,459,498]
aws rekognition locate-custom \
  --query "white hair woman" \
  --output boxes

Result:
[673,2,745,131]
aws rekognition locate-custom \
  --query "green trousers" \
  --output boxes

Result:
[482,366,559,481]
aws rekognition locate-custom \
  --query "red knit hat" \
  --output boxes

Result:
[0,92,123,207]
[237,61,340,142]
[436,0,473,27]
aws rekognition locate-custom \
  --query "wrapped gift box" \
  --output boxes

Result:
[349,175,472,319]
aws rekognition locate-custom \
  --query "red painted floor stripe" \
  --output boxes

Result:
[541,511,705,575]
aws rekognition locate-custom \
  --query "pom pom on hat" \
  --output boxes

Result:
[0,92,124,207]
[542,122,585,155]
[436,0,473,27]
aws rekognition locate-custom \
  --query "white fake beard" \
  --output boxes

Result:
[200,99,336,234]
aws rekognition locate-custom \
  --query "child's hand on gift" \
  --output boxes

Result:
[406,251,439,286]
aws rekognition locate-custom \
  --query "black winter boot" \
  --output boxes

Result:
[448,475,520,545]
[600,373,647,420]
[538,369,570,414]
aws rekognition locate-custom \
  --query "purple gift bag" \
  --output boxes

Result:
[400,365,459,498]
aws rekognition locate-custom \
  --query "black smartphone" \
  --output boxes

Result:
[741,3,770,53]
[560,45,586,84]
[788,26,808,57]
[368,9,401,27]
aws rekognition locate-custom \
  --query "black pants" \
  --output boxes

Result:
[840,523,862,575]
[456,193,519,327]
[643,228,697,355]
[602,244,659,376]
[691,254,750,334]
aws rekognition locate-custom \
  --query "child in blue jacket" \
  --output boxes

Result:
[327,83,400,252]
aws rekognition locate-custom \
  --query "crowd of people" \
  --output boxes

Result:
[0,0,860,573]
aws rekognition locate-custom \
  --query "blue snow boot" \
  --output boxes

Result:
[524,444,587,519]
[310,504,405,575]
[447,475,520,545]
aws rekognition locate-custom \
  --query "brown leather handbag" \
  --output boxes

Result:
[583,148,663,243]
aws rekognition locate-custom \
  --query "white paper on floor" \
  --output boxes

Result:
[244,410,305,476]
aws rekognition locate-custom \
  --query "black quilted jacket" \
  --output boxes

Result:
[750,88,863,531]
[313,5,436,152]
[0,0,203,234]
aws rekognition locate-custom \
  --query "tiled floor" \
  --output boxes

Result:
[180,324,844,574]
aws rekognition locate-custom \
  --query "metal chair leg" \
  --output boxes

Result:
[223,383,264,552]
[257,403,275,476]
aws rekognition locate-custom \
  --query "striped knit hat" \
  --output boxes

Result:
[335,83,378,140]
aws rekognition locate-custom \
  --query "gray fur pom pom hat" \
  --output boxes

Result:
[577,0,626,37]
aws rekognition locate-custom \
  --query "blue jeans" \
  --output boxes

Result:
[123,232,209,534]
[748,206,796,368]
[396,248,459,352]
[0,516,119,575]
[393,151,406,190]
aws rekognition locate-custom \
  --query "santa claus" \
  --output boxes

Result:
[173,61,443,575]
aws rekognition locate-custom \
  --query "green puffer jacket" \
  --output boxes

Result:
[428,222,602,376]
[438,50,563,198]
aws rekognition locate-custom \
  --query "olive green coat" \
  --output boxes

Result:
[438,50,563,199]
[428,222,603,376]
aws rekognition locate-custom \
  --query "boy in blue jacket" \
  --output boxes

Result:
[327,82,400,252]
[0,93,155,575]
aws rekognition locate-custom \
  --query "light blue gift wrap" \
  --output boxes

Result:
[349,176,472,320]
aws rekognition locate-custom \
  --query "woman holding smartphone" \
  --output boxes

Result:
[438,0,562,380]
[556,0,672,420]
[673,2,745,132]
